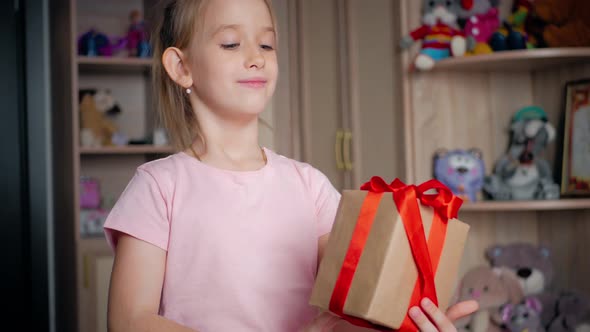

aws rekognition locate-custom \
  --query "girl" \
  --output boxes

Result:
[104,0,478,331]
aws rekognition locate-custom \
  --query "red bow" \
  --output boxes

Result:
[329,177,463,331]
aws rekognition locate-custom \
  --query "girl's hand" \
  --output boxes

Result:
[409,298,479,332]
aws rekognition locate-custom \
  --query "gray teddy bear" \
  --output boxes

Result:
[484,106,560,200]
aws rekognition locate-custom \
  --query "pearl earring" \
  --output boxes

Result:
[186,88,192,94]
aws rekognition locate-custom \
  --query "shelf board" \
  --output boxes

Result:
[80,145,176,155]
[431,47,590,72]
[77,56,152,73]
[461,198,590,212]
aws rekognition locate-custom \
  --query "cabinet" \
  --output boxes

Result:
[292,0,406,191]
[398,0,590,296]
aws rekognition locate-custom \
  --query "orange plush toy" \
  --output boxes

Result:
[529,0,590,47]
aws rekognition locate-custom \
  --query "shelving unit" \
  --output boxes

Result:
[77,55,152,73]
[400,0,590,298]
[432,47,590,71]
[462,198,590,212]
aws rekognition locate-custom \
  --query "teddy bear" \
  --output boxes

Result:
[79,89,120,147]
[485,243,553,296]
[433,148,486,202]
[526,0,590,47]
[400,0,467,71]
[453,266,524,332]
[483,106,560,201]
[457,0,501,55]
[501,297,545,332]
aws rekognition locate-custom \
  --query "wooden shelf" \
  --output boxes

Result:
[461,198,590,212]
[80,145,176,155]
[431,47,590,72]
[77,56,152,73]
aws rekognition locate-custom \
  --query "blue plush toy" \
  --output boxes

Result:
[434,148,486,202]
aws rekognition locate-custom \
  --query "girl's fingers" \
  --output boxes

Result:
[419,298,456,332]
[445,300,479,322]
[409,306,438,332]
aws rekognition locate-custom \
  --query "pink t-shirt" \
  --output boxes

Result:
[103,148,341,331]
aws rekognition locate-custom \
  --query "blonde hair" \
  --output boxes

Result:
[152,0,278,150]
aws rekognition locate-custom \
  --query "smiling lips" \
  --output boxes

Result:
[238,78,267,88]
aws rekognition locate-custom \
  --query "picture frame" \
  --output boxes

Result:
[559,79,590,197]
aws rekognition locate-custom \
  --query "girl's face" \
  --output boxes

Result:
[190,0,278,119]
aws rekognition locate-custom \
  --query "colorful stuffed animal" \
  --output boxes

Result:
[126,10,151,57]
[453,266,524,332]
[489,0,534,51]
[486,243,554,296]
[434,148,486,202]
[400,0,467,71]
[457,0,501,54]
[502,297,545,332]
[483,106,560,201]
[526,0,590,47]
[78,29,127,57]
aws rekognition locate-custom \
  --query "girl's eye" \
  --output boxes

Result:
[446,0,452,6]
[221,43,239,50]
[261,44,274,51]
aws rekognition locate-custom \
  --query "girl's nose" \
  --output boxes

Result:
[245,45,265,69]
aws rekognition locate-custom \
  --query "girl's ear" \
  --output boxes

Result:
[162,47,194,89]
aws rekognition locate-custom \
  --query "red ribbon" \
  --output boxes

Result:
[328,177,462,331]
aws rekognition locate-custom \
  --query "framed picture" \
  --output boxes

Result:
[560,79,590,196]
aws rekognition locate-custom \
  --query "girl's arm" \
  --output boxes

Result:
[108,234,198,332]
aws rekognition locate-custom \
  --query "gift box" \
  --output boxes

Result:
[309,177,470,331]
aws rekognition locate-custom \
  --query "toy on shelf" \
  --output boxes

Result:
[79,89,125,147]
[538,291,590,332]
[483,106,560,201]
[489,0,534,51]
[526,0,590,48]
[501,297,545,332]
[126,10,151,58]
[400,0,467,71]
[453,266,524,332]
[486,243,554,296]
[78,29,127,57]
[434,148,486,202]
[457,0,501,55]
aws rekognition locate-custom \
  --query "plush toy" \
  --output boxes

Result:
[453,266,524,332]
[489,0,534,51]
[457,0,501,55]
[526,0,590,47]
[537,291,590,332]
[79,89,119,147]
[400,0,467,71]
[483,106,560,201]
[126,10,151,57]
[502,297,545,332]
[78,29,127,57]
[485,243,554,296]
[434,148,486,202]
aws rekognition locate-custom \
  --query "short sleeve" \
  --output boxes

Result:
[103,168,170,252]
[309,168,341,237]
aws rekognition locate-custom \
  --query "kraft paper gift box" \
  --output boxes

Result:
[309,177,470,331]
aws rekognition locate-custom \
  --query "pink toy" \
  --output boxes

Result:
[465,7,500,43]
[80,176,101,209]
[126,10,149,57]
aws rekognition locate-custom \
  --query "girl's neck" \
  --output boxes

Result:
[189,104,266,172]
